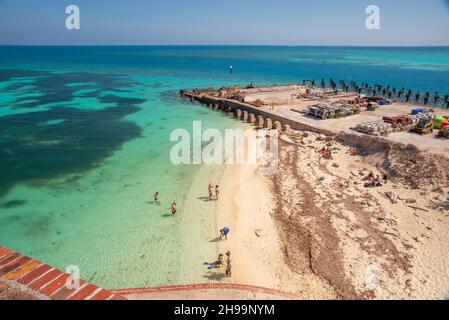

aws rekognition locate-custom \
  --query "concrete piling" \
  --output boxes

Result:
[265,118,273,129]
[248,113,256,124]
[284,124,292,133]
[257,115,264,128]
[235,109,242,120]
[242,111,249,121]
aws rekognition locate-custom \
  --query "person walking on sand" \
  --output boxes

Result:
[215,185,220,200]
[220,227,230,240]
[208,183,213,200]
[153,192,159,203]
[225,251,232,277]
[171,201,177,215]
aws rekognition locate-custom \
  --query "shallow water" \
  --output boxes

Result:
[0,46,448,289]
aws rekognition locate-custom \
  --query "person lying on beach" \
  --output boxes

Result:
[364,172,374,181]
[374,175,383,187]
[349,148,357,156]
[364,175,382,188]
[205,254,225,269]
[171,201,177,215]
[220,227,230,240]
[364,178,377,188]
[321,147,332,160]
[363,172,374,187]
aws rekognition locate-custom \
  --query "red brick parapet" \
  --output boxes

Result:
[0,246,126,300]
[112,283,300,300]
[2,246,300,300]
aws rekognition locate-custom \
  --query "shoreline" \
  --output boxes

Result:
[211,127,284,289]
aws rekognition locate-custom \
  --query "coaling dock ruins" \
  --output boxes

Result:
[179,84,449,155]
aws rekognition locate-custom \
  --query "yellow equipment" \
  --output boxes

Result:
[410,116,434,135]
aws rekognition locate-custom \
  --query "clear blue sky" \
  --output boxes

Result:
[0,0,448,45]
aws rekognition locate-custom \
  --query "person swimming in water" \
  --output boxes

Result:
[171,201,177,215]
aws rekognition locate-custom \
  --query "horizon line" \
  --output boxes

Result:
[1,44,449,48]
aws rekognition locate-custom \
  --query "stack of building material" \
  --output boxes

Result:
[308,103,359,119]
[383,114,422,131]
[354,121,394,136]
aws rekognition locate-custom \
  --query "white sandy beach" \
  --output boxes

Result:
[211,128,449,300]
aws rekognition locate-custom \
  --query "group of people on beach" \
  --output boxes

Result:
[205,182,232,277]
[317,143,390,189]
[363,172,389,188]
[208,183,220,200]
[152,184,233,277]
[320,146,333,160]
[206,250,232,277]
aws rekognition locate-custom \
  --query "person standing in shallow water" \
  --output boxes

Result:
[153,192,159,203]
[171,201,177,215]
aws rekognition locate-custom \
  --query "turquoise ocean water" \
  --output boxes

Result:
[1,46,449,289]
